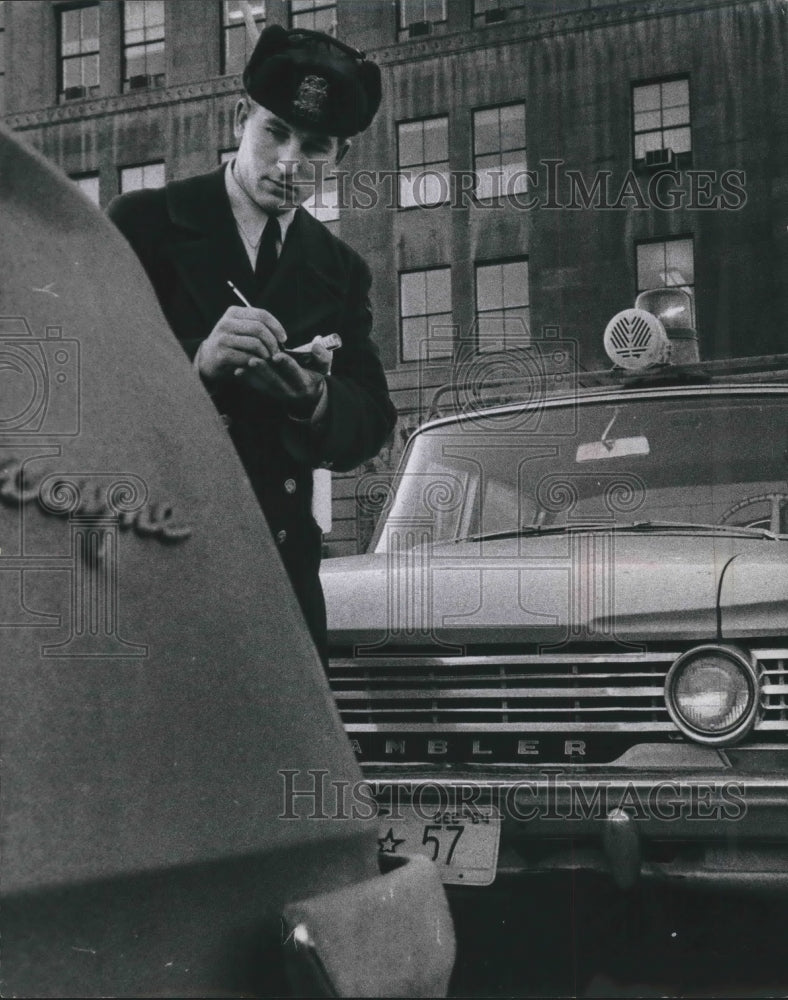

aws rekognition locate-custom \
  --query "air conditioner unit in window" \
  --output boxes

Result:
[63,85,86,101]
[644,147,675,170]
[128,74,152,90]
[408,20,431,37]
[484,8,507,22]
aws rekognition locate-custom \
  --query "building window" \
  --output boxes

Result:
[632,77,691,168]
[400,268,453,362]
[475,259,530,352]
[636,237,695,321]
[122,0,165,92]
[304,175,340,224]
[58,3,100,102]
[397,116,449,209]
[473,103,527,201]
[399,0,446,37]
[290,0,337,32]
[473,0,525,22]
[71,172,100,205]
[120,161,165,193]
[0,1,6,115]
[222,1,265,75]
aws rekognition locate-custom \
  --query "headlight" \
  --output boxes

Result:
[665,645,758,746]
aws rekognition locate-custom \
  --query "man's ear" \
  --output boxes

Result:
[335,139,351,165]
[234,97,251,142]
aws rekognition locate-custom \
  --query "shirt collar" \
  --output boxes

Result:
[224,159,296,250]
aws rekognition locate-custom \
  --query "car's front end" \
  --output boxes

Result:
[322,361,788,892]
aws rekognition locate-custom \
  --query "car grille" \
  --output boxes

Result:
[329,648,788,734]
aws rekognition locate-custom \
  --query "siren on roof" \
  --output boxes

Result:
[604,287,700,370]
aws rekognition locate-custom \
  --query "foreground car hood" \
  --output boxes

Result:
[321,533,788,645]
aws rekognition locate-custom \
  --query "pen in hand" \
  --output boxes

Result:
[227,280,266,373]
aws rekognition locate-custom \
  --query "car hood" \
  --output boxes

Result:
[321,532,788,646]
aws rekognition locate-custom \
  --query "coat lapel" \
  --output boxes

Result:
[164,167,257,326]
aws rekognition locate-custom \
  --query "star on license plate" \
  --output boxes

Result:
[377,803,501,886]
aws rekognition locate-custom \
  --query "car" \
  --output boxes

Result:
[321,294,788,893]
[0,121,455,999]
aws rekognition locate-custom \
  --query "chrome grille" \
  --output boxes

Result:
[760,652,788,728]
[329,648,788,734]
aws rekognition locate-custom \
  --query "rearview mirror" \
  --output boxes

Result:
[576,436,650,462]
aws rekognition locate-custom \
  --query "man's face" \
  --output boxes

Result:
[233,99,347,213]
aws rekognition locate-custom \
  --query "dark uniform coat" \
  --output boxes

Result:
[108,166,396,653]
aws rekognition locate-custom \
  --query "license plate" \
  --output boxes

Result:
[377,804,501,886]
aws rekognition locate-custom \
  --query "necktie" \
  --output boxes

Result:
[254,215,281,291]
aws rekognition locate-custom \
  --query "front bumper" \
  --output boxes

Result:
[364,746,788,891]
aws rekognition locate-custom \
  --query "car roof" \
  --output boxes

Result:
[425,353,788,430]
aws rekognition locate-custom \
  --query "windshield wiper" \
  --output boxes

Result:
[626,520,782,540]
[460,520,784,544]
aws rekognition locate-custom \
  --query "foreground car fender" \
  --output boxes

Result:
[0,124,454,998]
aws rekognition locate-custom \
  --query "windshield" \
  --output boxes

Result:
[372,392,788,552]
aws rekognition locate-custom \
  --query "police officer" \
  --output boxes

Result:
[109,26,396,660]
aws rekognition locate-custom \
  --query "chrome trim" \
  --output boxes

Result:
[329,647,788,738]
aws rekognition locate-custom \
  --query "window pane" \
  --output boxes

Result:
[662,104,689,128]
[661,78,689,108]
[125,1,146,34]
[310,6,335,31]
[474,167,498,201]
[422,117,448,163]
[398,122,424,168]
[476,265,502,311]
[73,174,100,205]
[634,109,661,134]
[474,108,500,156]
[632,83,660,112]
[145,0,165,31]
[400,0,423,26]
[663,126,691,154]
[425,314,453,359]
[502,261,528,307]
[502,308,530,341]
[636,243,666,289]
[84,53,100,88]
[401,272,427,318]
[499,103,525,150]
[426,269,451,314]
[402,316,427,361]
[412,169,449,207]
[665,239,694,284]
[500,151,528,194]
[82,5,99,46]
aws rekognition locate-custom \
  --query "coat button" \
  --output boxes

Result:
[220,413,232,429]
[284,478,297,494]
[276,529,287,544]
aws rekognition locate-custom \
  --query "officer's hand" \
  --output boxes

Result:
[196,306,287,380]
[239,337,333,416]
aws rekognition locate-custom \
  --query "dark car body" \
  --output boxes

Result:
[0,123,454,998]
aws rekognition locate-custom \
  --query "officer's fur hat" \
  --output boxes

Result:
[243,25,382,138]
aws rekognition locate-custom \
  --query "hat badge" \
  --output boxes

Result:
[293,75,329,122]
